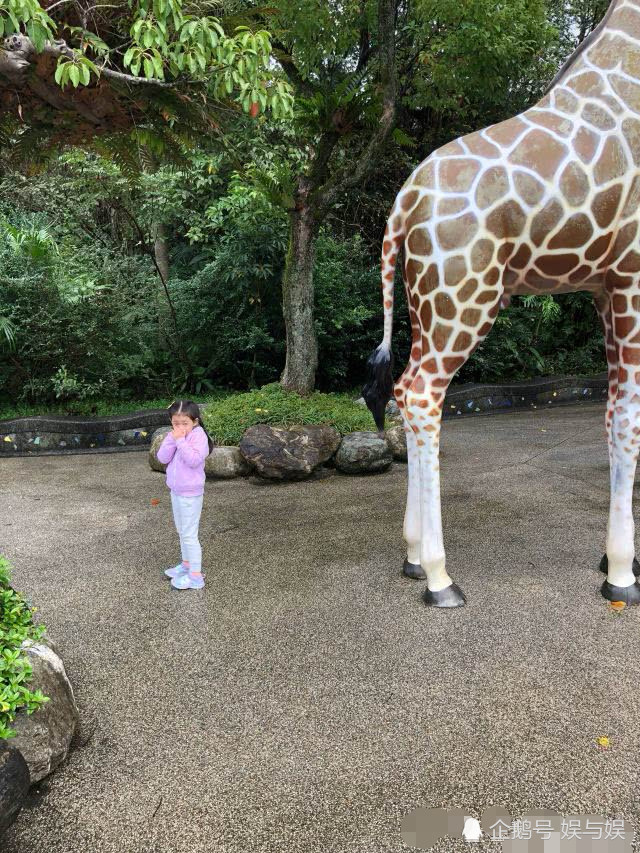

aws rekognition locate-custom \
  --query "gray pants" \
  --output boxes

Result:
[170,491,204,573]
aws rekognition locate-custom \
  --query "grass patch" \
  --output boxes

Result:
[0,390,234,422]
[201,383,378,445]
[0,556,48,740]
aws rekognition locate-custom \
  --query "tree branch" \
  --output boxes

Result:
[356,0,371,72]
[305,129,340,191]
[271,40,313,96]
[0,34,174,90]
[313,0,397,217]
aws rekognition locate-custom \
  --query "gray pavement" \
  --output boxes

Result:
[2,402,640,853]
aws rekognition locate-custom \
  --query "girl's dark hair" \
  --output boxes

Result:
[167,399,215,455]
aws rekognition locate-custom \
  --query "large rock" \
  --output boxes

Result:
[11,639,79,783]
[149,426,171,472]
[355,397,401,418]
[239,424,341,481]
[334,432,393,474]
[205,446,249,479]
[386,424,407,461]
[0,742,30,835]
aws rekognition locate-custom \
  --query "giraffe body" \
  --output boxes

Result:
[365,0,640,606]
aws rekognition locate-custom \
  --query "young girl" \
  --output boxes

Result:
[156,400,214,590]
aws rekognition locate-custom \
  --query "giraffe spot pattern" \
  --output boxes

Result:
[593,184,623,228]
[548,214,594,249]
[611,74,640,114]
[623,119,640,165]
[514,171,545,206]
[444,256,467,286]
[471,239,494,272]
[475,166,509,209]
[553,88,580,114]
[485,200,527,239]
[528,109,573,136]
[594,137,628,184]
[536,253,581,276]
[559,162,590,206]
[437,197,468,216]
[486,117,528,147]
[509,129,568,180]
[569,71,605,98]
[407,227,432,257]
[383,22,640,413]
[438,159,482,193]
[531,200,564,247]
[462,133,501,159]
[573,126,599,163]
[436,212,479,251]
[457,279,478,301]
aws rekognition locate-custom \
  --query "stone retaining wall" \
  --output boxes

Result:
[0,375,608,457]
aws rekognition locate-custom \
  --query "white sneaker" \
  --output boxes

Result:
[171,571,205,590]
[164,563,187,578]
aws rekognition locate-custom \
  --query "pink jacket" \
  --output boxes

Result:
[156,426,209,496]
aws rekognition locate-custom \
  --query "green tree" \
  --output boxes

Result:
[250,0,555,392]
[0,0,293,152]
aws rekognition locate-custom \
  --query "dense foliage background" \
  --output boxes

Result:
[0,0,610,412]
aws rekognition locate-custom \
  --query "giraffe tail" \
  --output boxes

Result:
[362,210,401,432]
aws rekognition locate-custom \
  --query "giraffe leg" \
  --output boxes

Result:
[404,286,502,607]
[396,286,426,579]
[401,421,426,579]
[594,291,618,463]
[601,282,640,603]
[594,291,640,579]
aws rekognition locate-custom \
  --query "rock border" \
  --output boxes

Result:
[0,374,608,457]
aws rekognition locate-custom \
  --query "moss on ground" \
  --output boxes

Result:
[201,383,378,446]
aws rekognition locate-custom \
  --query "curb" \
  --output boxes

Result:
[0,376,608,458]
[440,373,608,419]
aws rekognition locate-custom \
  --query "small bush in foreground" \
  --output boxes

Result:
[0,556,49,739]
[201,383,379,446]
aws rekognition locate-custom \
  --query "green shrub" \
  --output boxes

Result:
[0,556,49,740]
[201,383,379,445]
[0,390,233,421]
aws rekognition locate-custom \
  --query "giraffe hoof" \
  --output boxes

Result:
[599,554,640,577]
[422,582,466,608]
[601,579,640,605]
[403,559,426,580]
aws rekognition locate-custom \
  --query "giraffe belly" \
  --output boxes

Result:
[507,269,606,296]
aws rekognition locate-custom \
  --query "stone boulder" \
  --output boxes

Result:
[11,639,79,783]
[385,425,407,461]
[149,427,171,472]
[334,432,393,474]
[239,424,341,481]
[355,397,401,418]
[0,742,30,835]
[205,446,249,479]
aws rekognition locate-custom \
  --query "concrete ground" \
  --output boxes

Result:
[2,402,640,853]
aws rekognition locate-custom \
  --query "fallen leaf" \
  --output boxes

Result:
[610,601,626,611]
[150,498,160,506]
[596,736,610,748]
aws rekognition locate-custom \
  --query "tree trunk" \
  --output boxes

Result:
[280,203,319,394]
[153,222,171,351]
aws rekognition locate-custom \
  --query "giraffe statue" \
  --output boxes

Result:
[363,0,640,608]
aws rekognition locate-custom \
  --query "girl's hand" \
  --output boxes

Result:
[171,426,188,440]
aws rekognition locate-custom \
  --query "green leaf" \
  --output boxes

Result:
[54,60,65,85]
[69,64,80,87]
